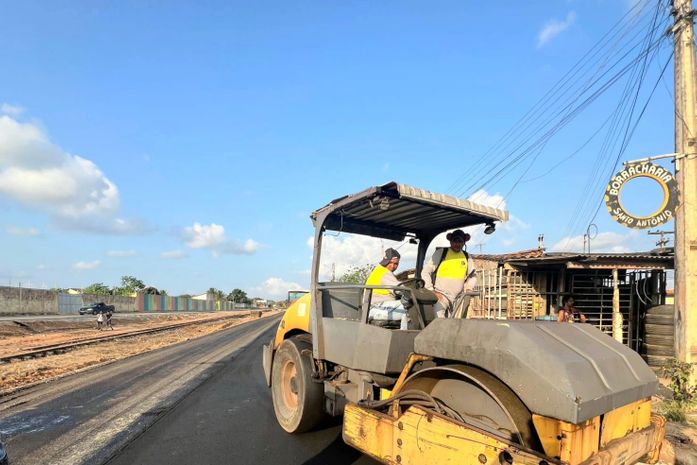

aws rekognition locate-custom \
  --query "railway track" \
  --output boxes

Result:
[0,311,266,364]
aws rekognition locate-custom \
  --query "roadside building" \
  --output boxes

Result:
[468,247,673,369]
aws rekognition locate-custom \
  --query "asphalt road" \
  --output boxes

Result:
[1,314,378,465]
[105,322,378,465]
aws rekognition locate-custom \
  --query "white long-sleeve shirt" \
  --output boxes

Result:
[421,248,477,304]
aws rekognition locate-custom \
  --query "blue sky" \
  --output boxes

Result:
[0,1,678,298]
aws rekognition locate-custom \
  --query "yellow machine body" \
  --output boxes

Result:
[342,353,665,465]
[272,292,312,348]
[343,401,665,465]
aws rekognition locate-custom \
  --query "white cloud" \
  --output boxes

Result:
[5,225,40,236]
[181,222,260,256]
[309,234,418,281]
[0,114,144,234]
[537,11,577,48]
[468,189,506,210]
[222,238,261,255]
[254,277,304,299]
[183,223,226,249]
[1,103,24,116]
[467,189,532,252]
[36,264,49,270]
[161,249,187,260]
[499,215,529,232]
[550,231,641,253]
[107,250,137,257]
[495,214,531,251]
[73,260,101,270]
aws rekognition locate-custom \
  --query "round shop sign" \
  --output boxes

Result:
[605,161,678,229]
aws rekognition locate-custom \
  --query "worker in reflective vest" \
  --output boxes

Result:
[365,248,401,304]
[421,229,476,318]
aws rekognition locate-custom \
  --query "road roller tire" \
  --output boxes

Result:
[645,323,674,336]
[271,337,324,433]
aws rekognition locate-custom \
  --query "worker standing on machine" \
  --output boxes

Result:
[421,229,476,318]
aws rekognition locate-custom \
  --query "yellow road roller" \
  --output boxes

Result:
[262,182,665,465]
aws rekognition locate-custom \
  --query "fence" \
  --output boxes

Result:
[0,286,240,315]
[468,267,666,351]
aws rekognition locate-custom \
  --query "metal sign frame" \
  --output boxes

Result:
[605,161,678,229]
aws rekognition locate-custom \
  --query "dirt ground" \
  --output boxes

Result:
[0,311,279,395]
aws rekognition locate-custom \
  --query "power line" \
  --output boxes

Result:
[564,1,671,237]
[447,0,673,219]
[445,0,655,195]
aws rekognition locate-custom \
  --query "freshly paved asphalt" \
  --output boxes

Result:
[1,314,378,465]
[105,320,378,465]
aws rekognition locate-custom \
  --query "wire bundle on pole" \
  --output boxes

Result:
[446,1,674,245]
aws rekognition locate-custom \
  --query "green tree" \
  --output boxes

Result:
[208,287,225,301]
[227,288,249,303]
[122,275,146,291]
[337,264,373,284]
[143,286,161,295]
[82,283,112,295]
[113,275,147,295]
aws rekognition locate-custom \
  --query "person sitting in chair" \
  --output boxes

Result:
[365,248,407,329]
[557,294,587,323]
[365,248,401,303]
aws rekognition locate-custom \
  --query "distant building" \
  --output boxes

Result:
[469,247,673,365]
[251,298,268,308]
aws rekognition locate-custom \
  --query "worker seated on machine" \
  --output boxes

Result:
[364,248,408,329]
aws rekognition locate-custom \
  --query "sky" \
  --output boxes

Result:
[0,0,680,299]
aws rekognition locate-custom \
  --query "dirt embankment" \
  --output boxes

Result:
[0,311,279,395]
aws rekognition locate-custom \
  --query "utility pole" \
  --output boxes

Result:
[673,0,697,376]
[648,229,674,251]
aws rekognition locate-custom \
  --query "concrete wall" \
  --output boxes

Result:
[0,286,241,315]
[0,286,57,314]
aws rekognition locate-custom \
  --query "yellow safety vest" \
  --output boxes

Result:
[366,265,391,296]
[435,249,468,280]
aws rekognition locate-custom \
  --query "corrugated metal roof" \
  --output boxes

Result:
[311,182,509,240]
[395,184,508,222]
[474,248,546,261]
[473,249,673,265]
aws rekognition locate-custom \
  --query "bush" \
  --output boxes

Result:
[661,358,697,423]
[663,401,688,423]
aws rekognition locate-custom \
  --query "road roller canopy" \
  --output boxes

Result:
[310,182,509,241]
